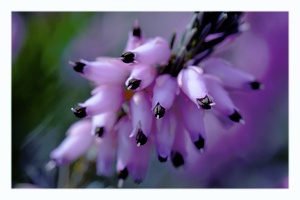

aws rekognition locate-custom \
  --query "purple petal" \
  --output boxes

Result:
[176,92,206,148]
[95,131,117,176]
[74,58,131,85]
[178,66,214,109]
[201,58,262,91]
[154,108,176,159]
[152,74,177,112]
[125,64,157,91]
[91,112,117,137]
[130,91,153,138]
[79,85,124,117]
[131,36,171,66]
[50,119,94,166]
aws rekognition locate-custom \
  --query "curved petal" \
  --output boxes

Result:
[91,112,118,137]
[152,74,177,118]
[125,64,157,91]
[130,91,153,142]
[178,66,214,109]
[75,85,124,117]
[50,119,94,166]
[201,58,263,91]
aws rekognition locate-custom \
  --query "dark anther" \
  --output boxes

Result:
[171,151,184,168]
[158,155,168,163]
[118,167,129,180]
[126,78,141,90]
[197,95,213,109]
[133,26,141,38]
[121,51,135,63]
[194,135,205,150]
[95,127,105,137]
[153,103,166,119]
[136,129,148,146]
[73,62,85,73]
[228,110,243,123]
[71,106,87,118]
[250,81,262,90]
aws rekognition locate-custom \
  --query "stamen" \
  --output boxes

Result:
[197,95,214,109]
[194,135,205,150]
[136,129,148,146]
[250,81,264,90]
[133,25,141,38]
[158,155,168,163]
[126,78,141,90]
[95,127,105,137]
[171,151,184,168]
[70,61,85,73]
[71,106,87,118]
[228,110,244,123]
[117,167,129,184]
[153,103,166,119]
[121,52,135,63]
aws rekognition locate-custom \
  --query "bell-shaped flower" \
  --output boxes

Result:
[176,92,206,152]
[201,58,263,91]
[130,91,153,145]
[124,21,145,52]
[121,36,171,66]
[152,74,177,119]
[95,130,117,177]
[116,116,151,186]
[125,63,157,91]
[178,65,214,109]
[48,119,94,167]
[72,85,124,118]
[153,108,177,162]
[91,111,117,137]
[70,57,131,85]
[115,116,132,186]
[170,121,189,169]
[203,74,245,124]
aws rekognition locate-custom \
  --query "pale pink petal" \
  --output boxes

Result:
[152,74,177,118]
[91,112,118,137]
[50,119,94,166]
[130,91,153,143]
[125,63,157,91]
[178,66,214,109]
[73,85,124,117]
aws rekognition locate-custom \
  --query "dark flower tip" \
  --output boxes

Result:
[171,151,184,168]
[136,129,148,146]
[121,51,135,63]
[194,135,205,150]
[197,95,214,109]
[118,167,129,180]
[71,106,87,118]
[71,61,85,73]
[228,109,245,124]
[95,127,105,137]
[134,178,143,184]
[126,78,141,90]
[153,103,166,119]
[133,25,141,38]
[158,155,168,163]
[250,81,264,90]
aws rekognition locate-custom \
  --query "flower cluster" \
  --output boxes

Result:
[47,12,263,187]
